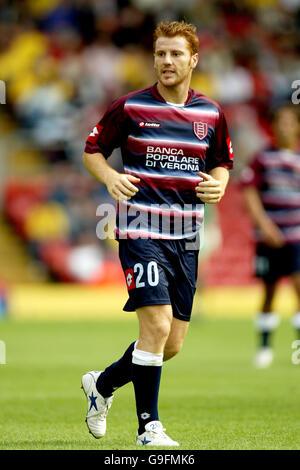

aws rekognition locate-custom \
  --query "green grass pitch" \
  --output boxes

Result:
[0,316,299,450]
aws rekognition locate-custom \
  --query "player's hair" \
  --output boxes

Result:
[153,21,199,55]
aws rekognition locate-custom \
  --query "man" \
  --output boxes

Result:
[241,105,300,368]
[82,21,233,446]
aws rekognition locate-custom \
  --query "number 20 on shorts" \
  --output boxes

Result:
[125,261,159,290]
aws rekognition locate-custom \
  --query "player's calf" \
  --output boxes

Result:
[163,343,183,361]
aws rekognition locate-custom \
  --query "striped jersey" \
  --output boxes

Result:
[241,147,300,243]
[85,83,233,239]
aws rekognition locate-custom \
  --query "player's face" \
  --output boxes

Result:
[273,108,299,146]
[154,36,198,89]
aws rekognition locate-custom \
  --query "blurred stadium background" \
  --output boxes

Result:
[0,0,298,321]
[1,0,300,452]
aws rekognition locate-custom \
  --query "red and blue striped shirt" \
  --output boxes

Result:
[241,147,300,243]
[85,83,233,239]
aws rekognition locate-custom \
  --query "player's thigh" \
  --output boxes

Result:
[164,240,199,323]
[291,272,300,301]
[164,317,190,360]
[119,239,171,312]
[255,244,285,282]
[289,243,300,282]
[290,244,300,296]
[292,271,300,283]
[261,278,277,299]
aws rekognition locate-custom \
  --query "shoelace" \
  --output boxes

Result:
[149,428,168,439]
[90,396,112,420]
[97,404,108,419]
[102,397,113,417]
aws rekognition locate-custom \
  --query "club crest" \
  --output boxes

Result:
[193,121,208,140]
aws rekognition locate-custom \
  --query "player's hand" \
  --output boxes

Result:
[195,171,225,204]
[106,173,140,202]
[260,218,285,248]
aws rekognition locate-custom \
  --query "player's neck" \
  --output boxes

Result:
[157,80,190,105]
[276,137,298,152]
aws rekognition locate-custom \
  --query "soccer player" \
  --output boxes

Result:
[82,21,233,446]
[241,105,300,368]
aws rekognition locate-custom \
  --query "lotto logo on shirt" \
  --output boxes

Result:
[226,137,234,160]
[125,268,135,290]
[87,124,103,144]
[139,121,161,128]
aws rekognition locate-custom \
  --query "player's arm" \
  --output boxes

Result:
[243,185,285,248]
[196,107,233,204]
[83,96,140,202]
[83,152,140,202]
[195,167,229,204]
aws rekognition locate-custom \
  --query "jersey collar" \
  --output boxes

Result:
[151,82,194,106]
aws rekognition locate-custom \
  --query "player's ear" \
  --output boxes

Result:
[191,53,198,70]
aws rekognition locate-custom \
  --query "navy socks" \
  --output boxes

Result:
[96,341,135,398]
[132,347,163,435]
[132,362,162,434]
[96,341,164,435]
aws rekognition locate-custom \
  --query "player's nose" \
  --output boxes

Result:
[162,52,172,64]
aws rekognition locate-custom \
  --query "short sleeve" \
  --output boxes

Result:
[240,154,263,188]
[84,96,129,158]
[206,110,234,172]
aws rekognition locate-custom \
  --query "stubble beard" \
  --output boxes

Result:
[156,57,194,90]
[158,68,192,90]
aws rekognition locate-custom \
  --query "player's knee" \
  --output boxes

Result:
[138,305,172,343]
[138,318,171,351]
[151,319,171,342]
[141,322,171,351]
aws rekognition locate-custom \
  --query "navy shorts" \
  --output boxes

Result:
[118,238,199,322]
[255,242,300,282]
